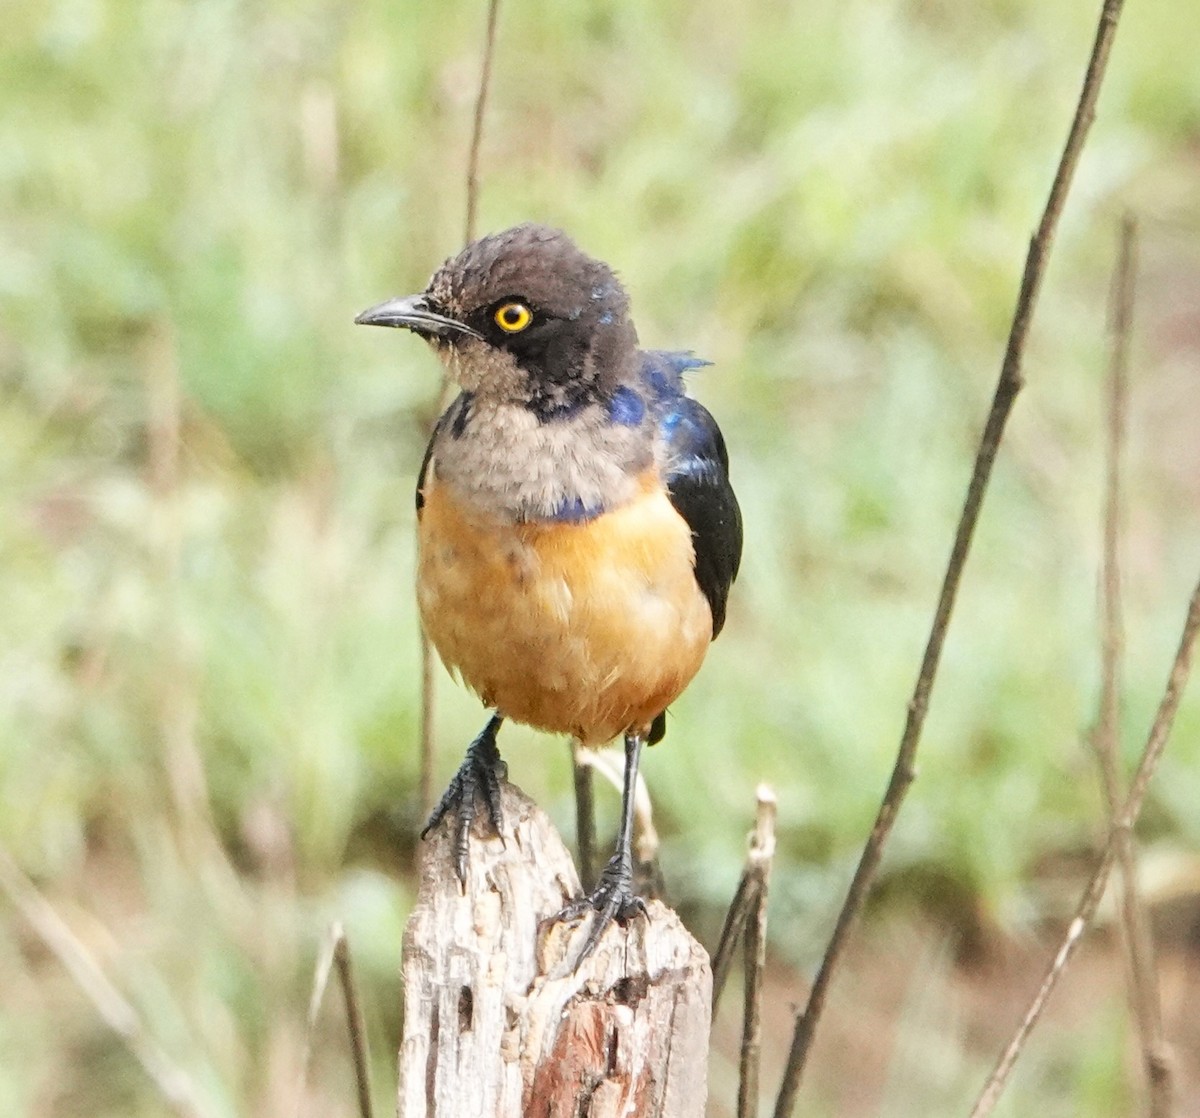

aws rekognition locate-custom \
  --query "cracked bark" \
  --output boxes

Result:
[398,782,710,1118]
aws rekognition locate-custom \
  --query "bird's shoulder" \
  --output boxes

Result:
[640,351,743,639]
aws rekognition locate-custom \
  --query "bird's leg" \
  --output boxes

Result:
[421,713,506,885]
[558,730,649,965]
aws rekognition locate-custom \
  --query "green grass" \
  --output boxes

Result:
[2,0,1199,1113]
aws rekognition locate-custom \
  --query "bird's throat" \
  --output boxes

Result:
[430,396,652,525]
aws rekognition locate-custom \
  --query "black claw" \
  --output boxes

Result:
[558,852,649,968]
[556,730,651,969]
[420,715,505,885]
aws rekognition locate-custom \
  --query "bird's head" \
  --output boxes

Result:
[355,224,639,413]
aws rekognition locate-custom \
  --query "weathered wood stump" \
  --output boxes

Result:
[398,783,711,1117]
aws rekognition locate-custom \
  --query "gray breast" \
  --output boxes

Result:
[432,398,654,523]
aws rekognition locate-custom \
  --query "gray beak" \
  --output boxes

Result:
[353,294,482,339]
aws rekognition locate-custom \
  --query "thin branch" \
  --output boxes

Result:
[772,2,1129,1112]
[711,874,756,1014]
[1092,216,1132,825]
[335,932,375,1118]
[712,787,777,1015]
[738,787,777,1118]
[971,573,1200,1118]
[1122,588,1200,844]
[298,927,339,1115]
[571,739,597,888]
[299,923,374,1118]
[418,0,504,816]
[464,0,502,246]
[0,845,211,1118]
[572,744,661,868]
[1091,216,1172,1115]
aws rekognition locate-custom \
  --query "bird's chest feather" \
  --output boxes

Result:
[429,397,651,523]
[416,472,713,742]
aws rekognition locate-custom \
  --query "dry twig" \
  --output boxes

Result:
[0,845,211,1118]
[737,788,777,1118]
[335,932,374,1118]
[1090,216,1172,1114]
[773,1,1129,1112]
[299,927,338,1111]
[711,873,755,1014]
[709,788,778,1117]
[570,744,662,881]
[570,739,598,888]
[299,923,374,1118]
[465,0,502,246]
[971,574,1200,1117]
[712,787,777,1014]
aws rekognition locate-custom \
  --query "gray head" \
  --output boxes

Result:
[355,224,640,415]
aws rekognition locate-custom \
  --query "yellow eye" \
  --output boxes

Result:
[494,301,533,333]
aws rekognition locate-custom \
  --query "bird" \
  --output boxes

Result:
[355,223,742,960]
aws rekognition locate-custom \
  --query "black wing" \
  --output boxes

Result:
[660,397,743,639]
[416,395,472,514]
[415,424,438,514]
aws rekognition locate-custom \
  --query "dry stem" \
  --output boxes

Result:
[737,788,777,1118]
[0,845,211,1118]
[300,923,374,1118]
[711,872,756,1014]
[1090,216,1172,1114]
[464,0,502,246]
[712,787,777,1015]
[334,932,374,1118]
[772,1,1129,1112]
[570,739,598,888]
[971,574,1200,1117]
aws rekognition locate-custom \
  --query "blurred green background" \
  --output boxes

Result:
[2,0,1199,1114]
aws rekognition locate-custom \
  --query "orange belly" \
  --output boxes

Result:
[417,475,713,745]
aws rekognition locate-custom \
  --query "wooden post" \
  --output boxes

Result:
[398,783,711,1118]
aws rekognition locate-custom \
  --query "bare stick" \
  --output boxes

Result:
[0,845,211,1118]
[335,932,375,1118]
[417,0,504,816]
[772,3,1129,1112]
[971,574,1200,1117]
[738,788,777,1118]
[572,744,662,870]
[570,739,597,888]
[464,0,502,246]
[711,873,756,1014]
[299,926,339,1114]
[712,788,777,1015]
[299,924,374,1118]
[1092,216,1133,826]
[1090,217,1173,1114]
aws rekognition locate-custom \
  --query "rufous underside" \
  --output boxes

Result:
[418,471,712,745]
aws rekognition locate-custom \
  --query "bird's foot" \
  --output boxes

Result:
[557,852,649,968]
[421,717,506,886]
